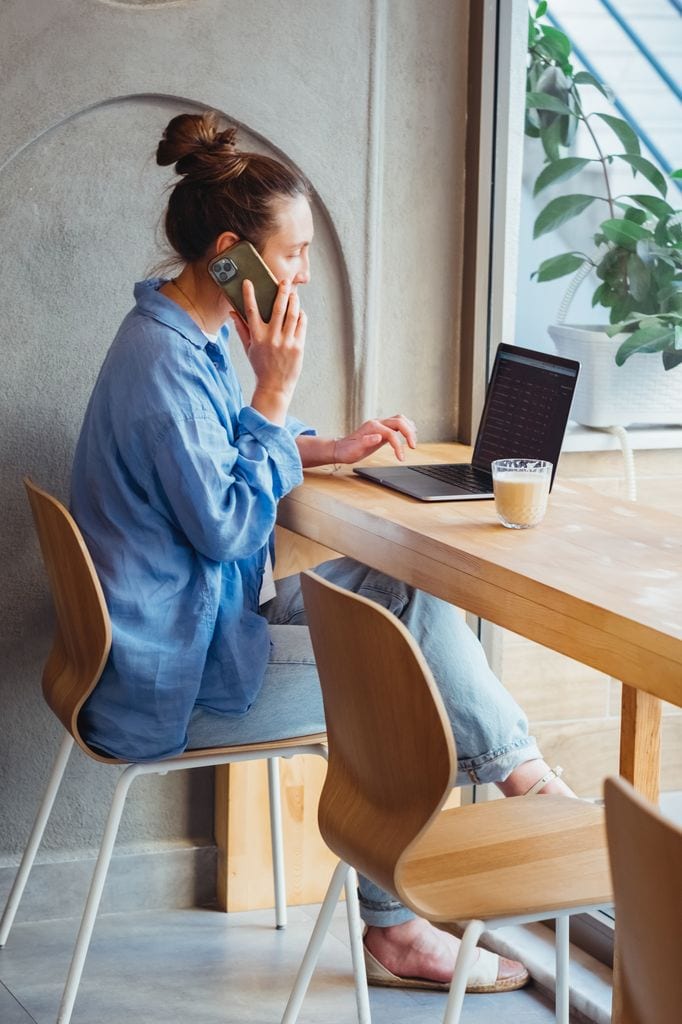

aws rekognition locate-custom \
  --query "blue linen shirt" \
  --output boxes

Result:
[70,279,312,762]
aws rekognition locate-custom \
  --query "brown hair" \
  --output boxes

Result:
[156,110,310,263]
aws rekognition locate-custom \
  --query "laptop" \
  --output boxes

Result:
[353,343,580,501]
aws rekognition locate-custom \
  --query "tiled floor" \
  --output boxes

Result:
[0,902,562,1024]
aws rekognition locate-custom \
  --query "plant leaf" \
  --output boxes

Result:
[615,324,673,365]
[525,117,541,139]
[533,157,591,196]
[629,194,675,219]
[533,194,597,238]
[662,350,682,370]
[594,114,640,156]
[611,295,637,323]
[616,154,667,197]
[534,253,586,282]
[606,316,662,337]
[573,70,611,99]
[654,216,673,246]
[526,91,573,115]
[624,207,648,225]
[600,218,651,249]
[670,168,682,180]
[536,27,573,70]
[627,254,652,302]
[592,282,607,308]
[540,117,565,162]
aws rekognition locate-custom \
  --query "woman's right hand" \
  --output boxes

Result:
[238,279,307,425]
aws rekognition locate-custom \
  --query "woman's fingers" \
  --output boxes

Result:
[283,286,301,336]
[381,414,418,448]
[241,279,265,333]
[294,307,307,341]
[270,279,292,330]
[355,420,405,460]
[352,417,417,462]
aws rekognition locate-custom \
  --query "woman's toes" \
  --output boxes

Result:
[497,955,530,986]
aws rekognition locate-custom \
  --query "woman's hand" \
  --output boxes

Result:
[334,415,417,464]
[237,280,307,425]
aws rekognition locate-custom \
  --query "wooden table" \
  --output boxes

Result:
[278,443,682,800]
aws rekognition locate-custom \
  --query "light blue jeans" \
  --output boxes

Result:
[187,558,541,926]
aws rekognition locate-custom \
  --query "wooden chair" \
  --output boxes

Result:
[0,479,328,1024]
[604,776,682,1024]
[281,570,613,1024]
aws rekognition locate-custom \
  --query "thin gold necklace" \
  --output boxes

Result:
[171,278,208,333]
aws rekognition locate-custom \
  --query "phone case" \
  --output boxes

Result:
[208,240,279,323]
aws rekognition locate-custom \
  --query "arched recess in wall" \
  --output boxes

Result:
[0,91,354,501]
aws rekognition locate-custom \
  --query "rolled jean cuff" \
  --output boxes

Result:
[357,889,416,928]
[457,735,543,785]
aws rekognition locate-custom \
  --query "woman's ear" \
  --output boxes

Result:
[213,231,240,256]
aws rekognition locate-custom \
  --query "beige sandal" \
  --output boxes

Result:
[363,941,529,994]
[523,764,564,796]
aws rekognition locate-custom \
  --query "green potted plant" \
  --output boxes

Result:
[525,0,682,427]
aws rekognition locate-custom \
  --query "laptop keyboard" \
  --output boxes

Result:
[410,464,492,493]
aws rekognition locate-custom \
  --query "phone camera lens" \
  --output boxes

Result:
[213,258,237,283]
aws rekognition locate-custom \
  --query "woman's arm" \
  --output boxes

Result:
[296,416,417,469]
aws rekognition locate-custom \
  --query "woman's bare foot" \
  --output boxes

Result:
[363,918,527,987]
[497,758,576,798]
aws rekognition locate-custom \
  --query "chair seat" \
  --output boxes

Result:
[172,733,328,762]
[81,732,328,766]
[397,795,612,922]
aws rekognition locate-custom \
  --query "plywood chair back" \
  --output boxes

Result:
[604,776,682,1024]
[300,570,457,895]
[24,478,114,760]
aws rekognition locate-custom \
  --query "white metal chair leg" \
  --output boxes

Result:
[442,919,485,1024]
[343,867,371,1024]
[0,732,74,946]
[56,763,141,1024]
[267,757,287,929]
[280,859,350,1024]
[555,915,570,1024]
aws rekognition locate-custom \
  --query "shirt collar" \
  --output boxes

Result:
[133,278,230,355]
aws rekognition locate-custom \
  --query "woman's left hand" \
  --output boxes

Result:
[334,414,417,465]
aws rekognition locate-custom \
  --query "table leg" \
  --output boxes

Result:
[618,683,662,803]
[612,683,662,1023]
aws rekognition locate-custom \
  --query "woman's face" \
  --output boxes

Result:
[259,193,314,287]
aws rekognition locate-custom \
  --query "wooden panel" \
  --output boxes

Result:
[215,529,340,912]
[273,525,340,580]
[216,756,338,912]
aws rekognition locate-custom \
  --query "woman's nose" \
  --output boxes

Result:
[293,254,310,285]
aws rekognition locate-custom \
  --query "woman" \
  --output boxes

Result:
[71,111,572,995]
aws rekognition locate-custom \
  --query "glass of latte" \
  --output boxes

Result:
[491,459,553,529]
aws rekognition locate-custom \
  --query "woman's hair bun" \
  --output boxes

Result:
[156,111,244,177]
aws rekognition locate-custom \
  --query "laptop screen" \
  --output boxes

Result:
[471,344,580,478]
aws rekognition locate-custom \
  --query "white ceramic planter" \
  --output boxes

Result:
[548,323,682,428]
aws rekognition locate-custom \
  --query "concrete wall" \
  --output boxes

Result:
[0,0,469,916]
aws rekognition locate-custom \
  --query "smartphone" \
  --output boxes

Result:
[208,240,279,323]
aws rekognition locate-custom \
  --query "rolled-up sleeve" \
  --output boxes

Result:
[152,408,303,563]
